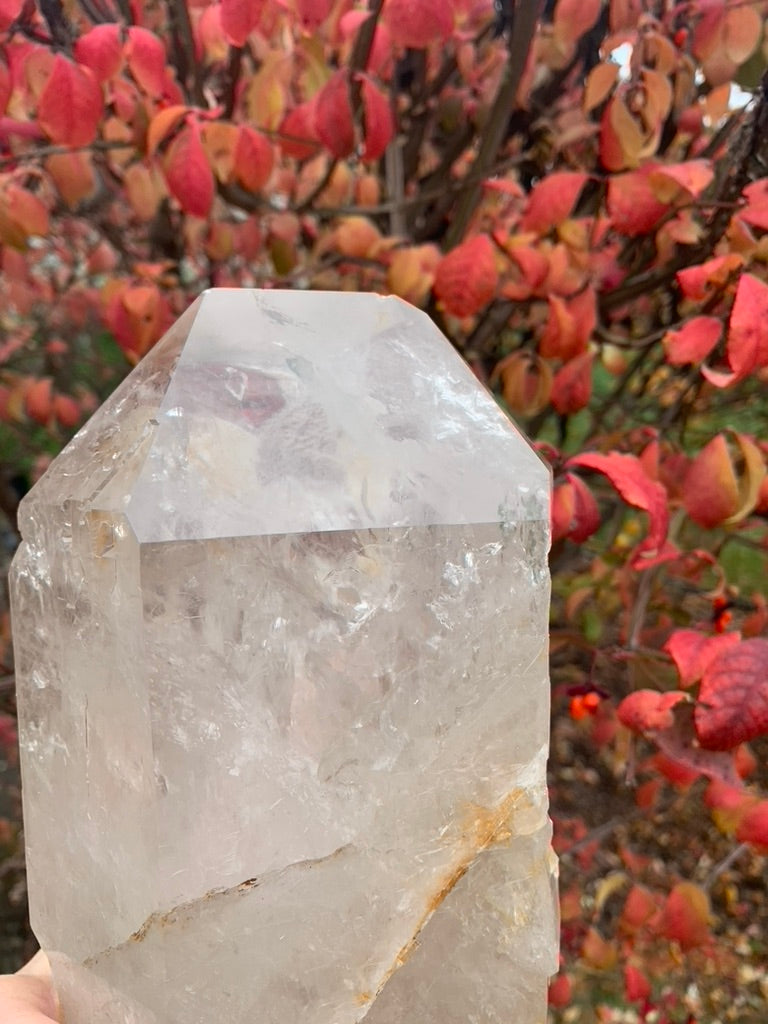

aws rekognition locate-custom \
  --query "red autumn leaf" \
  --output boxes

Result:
[551,472,600,543]
[649,159,713,201]
[675,253,743,301]
[279,101,320,160]
[550,351,594,415]
[617,689,687,733]
[661,882,711,950]
[221,0,266,47]
[620,885,657,933]
[25,377,53,425]
[706,778,758,833]
[163,123,215,218]
[683,432,765,527]
[234,126,274,193]
[695,638,768,750]
[53,393,81,429]
[339,11,393,77]
[663,316,722,365]
[607,167,669,237]
[433,234,498,318]
[624,965,651,1004]
[382,0,453,48]
[553,0,601,41]
[739,179,768,231]
[0,57,10,116]
[724,273,768,381]
[539,287,596,360]
[735,800,768,852]
[37,56,103,147]
[104,283,167,360]
[315,70,354,158]
[665,629,741,687]
[73,24,122,83]
[359,75,393,161]
[521,172,588,233]
[683,433,739,527]
[566,451,669,555]
[125,27,166,97]
[0,0,22,30]
[294,0,331,30]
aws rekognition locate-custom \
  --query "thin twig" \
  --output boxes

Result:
[443,0,543,251]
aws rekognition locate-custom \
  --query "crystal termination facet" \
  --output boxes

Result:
[11,289,557,1024]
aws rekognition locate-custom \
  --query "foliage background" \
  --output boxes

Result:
[1,0,768,1018]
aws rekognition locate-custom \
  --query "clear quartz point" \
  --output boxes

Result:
[10,289,557,1024]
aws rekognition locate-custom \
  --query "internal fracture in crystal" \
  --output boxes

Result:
[11,289,557,1024]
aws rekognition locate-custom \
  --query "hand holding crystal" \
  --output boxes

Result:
[0,952,59,1023]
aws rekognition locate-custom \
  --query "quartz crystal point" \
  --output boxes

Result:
[11,289,557,1024]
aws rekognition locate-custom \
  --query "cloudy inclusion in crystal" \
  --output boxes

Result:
[11,290,557,1024]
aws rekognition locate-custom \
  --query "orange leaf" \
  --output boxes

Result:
[147,105,189,156]
[553,0,601,44]
[662,316,721,365]
[221,0,266,47]
[551,472,600,543]
[600,95,643,171]
[163,123,215,218]
[315,70,354,158]
[37,55,103,147]
[521,171,588,233]
[550,350,594,415]
[539,287,595,360]
[387,244,441,306]
[583,61,619,112]
[45,151,96,208]
[661,882,711,950]
[581,926,618,970]
[234,125,274,192]
[73,24,123,83]
[493,351,553,417]
[334,216,381,259]
[125,27,166,96]
[433,234,498,318]
[201,121,239,183]
[124,162,166,220]
[382,0,453,48]
[722,4,761,64]
[683,434,740,527]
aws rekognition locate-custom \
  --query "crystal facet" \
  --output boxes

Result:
[11,289,557,1023]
